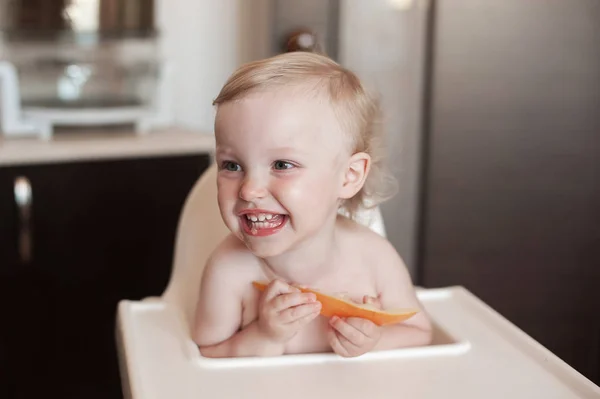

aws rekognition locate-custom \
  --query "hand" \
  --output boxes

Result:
[328,295,383,357]
[257,279,322,343]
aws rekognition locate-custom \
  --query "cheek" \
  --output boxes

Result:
[275,172,339,209]
[217,177,239,208]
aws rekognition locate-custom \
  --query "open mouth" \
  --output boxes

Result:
[240,212,287,236]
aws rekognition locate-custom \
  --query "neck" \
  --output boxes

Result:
[259,215,340,287]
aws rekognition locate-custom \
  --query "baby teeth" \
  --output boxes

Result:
[246,213,284,234]
[246,213,277,222]
[258,222,273,229]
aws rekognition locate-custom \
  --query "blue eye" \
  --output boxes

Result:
[222,161,241,172]
[273,160,294,170]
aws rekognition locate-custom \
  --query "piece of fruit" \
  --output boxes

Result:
[252,281,418,326]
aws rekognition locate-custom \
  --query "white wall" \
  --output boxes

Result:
[339,0,428,277]
[157,0,238,133]
[157,0,270,133]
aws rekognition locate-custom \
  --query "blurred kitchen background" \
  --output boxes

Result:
[0,0,599,397]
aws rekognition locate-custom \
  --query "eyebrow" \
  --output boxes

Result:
[215,146,236,158]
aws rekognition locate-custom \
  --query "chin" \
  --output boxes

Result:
[241,237,290,259]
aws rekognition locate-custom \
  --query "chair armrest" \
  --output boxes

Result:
[116,299,199,399]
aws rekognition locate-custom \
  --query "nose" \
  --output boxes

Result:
[239,174,268,202]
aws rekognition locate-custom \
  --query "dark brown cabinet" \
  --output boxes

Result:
[0,154,209,398]
[418,0,600,385]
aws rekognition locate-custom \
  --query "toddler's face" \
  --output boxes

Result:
[214,88,351,258]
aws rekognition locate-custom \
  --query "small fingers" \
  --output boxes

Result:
[291,282,308,289]
[278,301,321,323]
[271,292,317,312]
[328,329,349,357]
[345,317,379,339]
[328,328,358,357]
[286,306,322,329]
[329,316,367,347]
[262,279,299,303]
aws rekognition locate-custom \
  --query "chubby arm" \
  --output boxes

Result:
[192,252,284,358]
[373,245,433,350]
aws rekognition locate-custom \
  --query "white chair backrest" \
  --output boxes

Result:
[162,163,387,334]
[162,163,229,326]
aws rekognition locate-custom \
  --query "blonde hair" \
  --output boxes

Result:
[213,52,397,217]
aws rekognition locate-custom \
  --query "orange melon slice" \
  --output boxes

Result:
[252,281,418,326]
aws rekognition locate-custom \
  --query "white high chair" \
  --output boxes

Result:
[116,164,600,399]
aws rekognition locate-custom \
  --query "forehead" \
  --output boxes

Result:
[214,87,349,155]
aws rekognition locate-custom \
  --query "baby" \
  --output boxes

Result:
[193,52,432,358]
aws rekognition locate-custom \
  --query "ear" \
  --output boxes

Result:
[339,152,371,200]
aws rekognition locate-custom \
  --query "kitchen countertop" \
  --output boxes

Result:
[0,127,216,166]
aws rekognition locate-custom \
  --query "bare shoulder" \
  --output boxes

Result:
[338,215,406,276]
[338,216,420,303]
[201,233,262,292]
